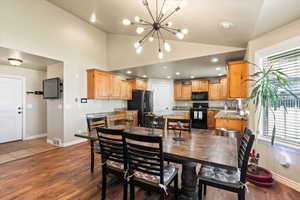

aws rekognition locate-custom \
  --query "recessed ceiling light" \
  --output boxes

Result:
[190,75,195,79]
[126,70,132,74]
[218,73,223,76]
[211,57,219,63]
[220,21,234,29]
[163,66,168,69]
[142,75,147,78]
[90,13,96,23]
[166,76,171,79]
[8,58,23,66]
[175,72,180,75]
[216,67,221,71]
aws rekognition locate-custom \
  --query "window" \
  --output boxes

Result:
[263,48,300,146]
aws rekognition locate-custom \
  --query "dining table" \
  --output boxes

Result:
[75,125,238,200]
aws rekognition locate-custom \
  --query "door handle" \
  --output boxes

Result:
[18,111,23,114]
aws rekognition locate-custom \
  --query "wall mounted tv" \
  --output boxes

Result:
[43,78,61,99]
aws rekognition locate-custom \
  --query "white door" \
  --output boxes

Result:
[153,84,172,112]
[0,77,23,143]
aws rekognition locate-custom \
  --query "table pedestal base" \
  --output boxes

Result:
[179,161,198,200]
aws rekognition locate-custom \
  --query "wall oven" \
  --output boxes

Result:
[192,92,208,101]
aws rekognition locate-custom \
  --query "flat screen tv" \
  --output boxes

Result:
[43,78,61,99]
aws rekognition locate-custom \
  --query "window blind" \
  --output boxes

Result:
[263,48,300,145]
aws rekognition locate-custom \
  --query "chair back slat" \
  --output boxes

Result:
[144,115,166,130]
[238,127,255,183]
[87,115,108,132]
[124,133,165,184]
[96,127,125,167]
[167,118,191,132]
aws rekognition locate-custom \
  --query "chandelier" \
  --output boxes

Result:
[122,0,188,59]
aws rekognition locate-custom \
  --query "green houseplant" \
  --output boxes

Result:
[245,60,298,145]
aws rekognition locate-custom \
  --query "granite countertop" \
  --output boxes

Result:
[86,110,138,118]
[215,110,248,121]
[153,110,189,117]
[208,107,224,111]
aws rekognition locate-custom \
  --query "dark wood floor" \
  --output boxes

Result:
[0,142,299,200]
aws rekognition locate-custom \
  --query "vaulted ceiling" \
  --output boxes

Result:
[48,0,300,47]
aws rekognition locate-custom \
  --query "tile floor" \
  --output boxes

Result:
[0,137,58,164]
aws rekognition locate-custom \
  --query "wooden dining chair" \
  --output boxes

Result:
[144,115,165,130]
[167,118,191,133]
[197,127,255,200]
[96,127,127,200]
[86,115,108,172]
[124,133,179,200]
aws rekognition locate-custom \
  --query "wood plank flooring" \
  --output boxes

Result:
[0,142,299,200]
[0,137,58,164]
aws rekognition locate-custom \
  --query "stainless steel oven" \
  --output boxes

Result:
[192,92,208,101]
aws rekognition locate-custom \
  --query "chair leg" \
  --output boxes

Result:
[90,140,94,172]
[123,181,128,200]
[198,182,202,200]
[130,183,135,200]
[203,184,207,196]
[174,174,179,200]
[238,189,245,200]
[101,167,107,200]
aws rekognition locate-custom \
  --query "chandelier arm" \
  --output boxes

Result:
[161,27,177,35]
[159,7,180,24]
[158,30,165,43]
[145,5,156,22]
[140,29,155,43]
[156,31,161,51]
[162,26,181,32]
[158,0,167,21]
[156,0,158,21]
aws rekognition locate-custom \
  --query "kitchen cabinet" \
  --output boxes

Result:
[174,81,192,100]
[227,61,248,98]
[87,69,112,99]
[216,119,247,133]
[209,83,220,100]
[87,69,132,100]
[129,79,147,90]
[192,80,209,92]
[207,110,217,129]
[219,78,228,99]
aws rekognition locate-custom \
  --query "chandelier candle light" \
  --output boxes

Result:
[122,0,188,59]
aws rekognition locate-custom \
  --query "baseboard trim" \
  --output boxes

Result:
[272,171,300,192]
[62,138,87,147]
[24,133,47,140]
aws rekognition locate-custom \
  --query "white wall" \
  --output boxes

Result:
[247,18,300,186]
[107,34,245,70]
[0,65,46,139]
[0,0,126,144]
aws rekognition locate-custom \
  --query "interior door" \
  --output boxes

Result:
[0,77,23,143]
[153,85,172,112]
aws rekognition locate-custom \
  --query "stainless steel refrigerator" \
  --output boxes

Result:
[127,90,153,126]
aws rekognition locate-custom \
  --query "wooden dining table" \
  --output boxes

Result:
[75,125,238,200]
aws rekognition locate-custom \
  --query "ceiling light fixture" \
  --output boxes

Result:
[142,75,147,78]
[122,0,188,59]
[220,21,234,29]
[90,13,96,23]
[218,73,223,76]
[126,70,132,74]
[216,67,221,71]
[166,76,171,79]
[8,58,23,66]
[190,75,195,79]
[176,72,180,75]
[211,57,219,63]
[163,66,168,69]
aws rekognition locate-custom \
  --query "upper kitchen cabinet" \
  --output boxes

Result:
[174,81,192,100]
[208,83,220,100]
[87,69,112,99]
[219,78,228,99]
[227,61,248,98]
[192,80,209,92]
[87,69,132,100]
[129,79,148,90]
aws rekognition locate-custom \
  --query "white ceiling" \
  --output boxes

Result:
[0,47,61,71]
[112,50,245,79]
[48,0,300,47]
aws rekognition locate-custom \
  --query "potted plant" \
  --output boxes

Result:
[245,60,298,145]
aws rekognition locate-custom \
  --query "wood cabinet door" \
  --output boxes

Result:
[220,78,228,99]
[216,119,226,129]
[126,81,132,100]
[94,71,111,99]
[228,62,248,98]
[120,80,127,100]
[174,82,182,100]
[199,80,209,91]
[181,84,192,100]
[209,83,220,99]
[207,110,216,129]
[192,80,200,91]
[111,76,122,99]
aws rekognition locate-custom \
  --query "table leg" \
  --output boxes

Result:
[179,161,197,200]
[90,140,94,172]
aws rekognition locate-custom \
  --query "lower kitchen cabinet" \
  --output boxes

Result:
[207,110,217,129]
[215,119,248,133]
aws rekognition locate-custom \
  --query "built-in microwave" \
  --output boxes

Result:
[192,92,208,101]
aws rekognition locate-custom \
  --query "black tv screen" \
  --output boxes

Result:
[43,78,61,99]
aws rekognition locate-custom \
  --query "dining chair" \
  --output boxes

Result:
[167,118,191,133]
[96,127,127,200]
[144,115,166,130]
[124,132,179,200]
[86,115,108,172]
[197,127,255,200]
